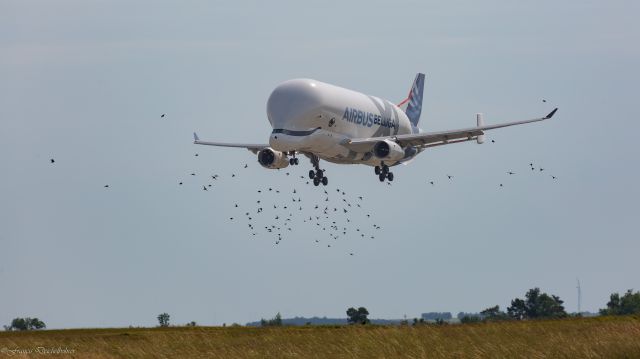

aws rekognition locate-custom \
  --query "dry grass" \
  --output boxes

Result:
[1,316,639,358]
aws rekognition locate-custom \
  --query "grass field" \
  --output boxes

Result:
[1,316,639,358]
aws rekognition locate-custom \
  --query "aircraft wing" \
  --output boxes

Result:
[342,108,557,152]
[193,133,269,154]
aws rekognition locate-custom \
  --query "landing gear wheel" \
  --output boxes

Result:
[316,170,324,179]
[379,173,386,182]
[382,165,389,174]
[387,172,394,181]
[309,170,316,179]
[374,166,380,175]
[322,177,328,186]
[289,158,294,165]
[294,158,299,165]
[313,177,320,186]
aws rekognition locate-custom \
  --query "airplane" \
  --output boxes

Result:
[194,73,557,186]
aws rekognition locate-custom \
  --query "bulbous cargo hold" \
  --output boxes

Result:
[257,148,289,169]
[266,78,410,141]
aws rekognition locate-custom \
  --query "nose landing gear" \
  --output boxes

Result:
[288,153,299,166]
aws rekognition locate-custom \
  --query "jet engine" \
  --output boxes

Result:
[373,139,405,161]
[257,148,289,169]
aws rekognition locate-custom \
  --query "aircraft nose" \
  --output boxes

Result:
[267,79,324,128]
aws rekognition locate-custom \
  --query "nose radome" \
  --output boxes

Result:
[266,79,324,128]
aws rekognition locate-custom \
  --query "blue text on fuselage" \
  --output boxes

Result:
[341,107,397,129]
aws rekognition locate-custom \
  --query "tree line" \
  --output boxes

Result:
[457,287,640,324]
[4,288,639,330]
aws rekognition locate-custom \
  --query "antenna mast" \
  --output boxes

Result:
[576,278,582,314]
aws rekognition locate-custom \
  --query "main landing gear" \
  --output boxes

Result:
[308,154,328,186]
[374,162,393,182]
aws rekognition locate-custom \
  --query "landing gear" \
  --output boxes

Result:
[376,162,393,183]
[289,152,299,166]
[308,154,328,186]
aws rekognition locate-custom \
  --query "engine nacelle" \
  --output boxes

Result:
[373,139,405,161]
[257,148,289,169]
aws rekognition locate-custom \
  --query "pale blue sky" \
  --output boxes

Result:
[1,0,639,328]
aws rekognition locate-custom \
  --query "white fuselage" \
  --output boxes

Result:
[266,79,419,166]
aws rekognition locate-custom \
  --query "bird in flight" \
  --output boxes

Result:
[161,114,166,118]
[507,171,515,175]
[50,158,55,164]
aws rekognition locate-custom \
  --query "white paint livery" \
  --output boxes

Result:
[194,74,557,185]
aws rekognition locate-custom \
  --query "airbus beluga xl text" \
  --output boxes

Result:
[194,73,557,186]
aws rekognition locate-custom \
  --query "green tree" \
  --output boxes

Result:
[29,318,46,330]
[507,288,567,320]
[260,312,283,327]
[10,318,28,331]
[157,313,170,327]
[346,307,370,325]
[273,312,282,326]
[600,290,640,315]
[507,298,527,320]
[6,317,45,331]
[481,305,508,321]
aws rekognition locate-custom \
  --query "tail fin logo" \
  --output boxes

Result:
[405,73,425,126]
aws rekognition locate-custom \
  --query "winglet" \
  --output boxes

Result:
[544,108,558,119]
[193,132,200,142]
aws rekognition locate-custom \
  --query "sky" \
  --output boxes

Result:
[1,0,639,328]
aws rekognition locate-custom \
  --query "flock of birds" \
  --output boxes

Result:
[173,160,383,256]
[425,160,558,188]
[47,110,557,257]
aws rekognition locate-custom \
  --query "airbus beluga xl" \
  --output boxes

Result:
[194,73,556,186]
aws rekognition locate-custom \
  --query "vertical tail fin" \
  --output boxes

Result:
[397,73,425,126]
